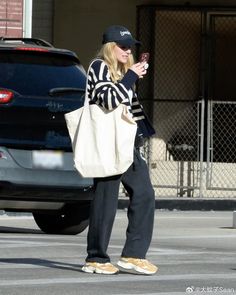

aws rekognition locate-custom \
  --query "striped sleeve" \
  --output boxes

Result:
[87,59,137,111]
[131,94,145,120]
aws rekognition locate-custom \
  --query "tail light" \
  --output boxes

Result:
[15,47,49,52]
[0,151,7,160]
[0,89,14,103]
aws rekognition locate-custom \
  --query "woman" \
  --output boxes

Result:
[82,25,158,275]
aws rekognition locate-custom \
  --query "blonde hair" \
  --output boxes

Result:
[97,42,134,82]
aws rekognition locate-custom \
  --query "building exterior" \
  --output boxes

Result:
[53,0,236,198]
[2,0,236,198]
[0,0,23,37]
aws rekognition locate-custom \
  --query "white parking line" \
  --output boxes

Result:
[0,216,33,220]
[0,273,236,286]
[114,294,189,295]
[0,258,234,270]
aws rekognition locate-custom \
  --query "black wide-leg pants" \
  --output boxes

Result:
[85,148,155,263]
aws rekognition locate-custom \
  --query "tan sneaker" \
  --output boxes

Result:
[117,257,158,275]
[82,262,119,275]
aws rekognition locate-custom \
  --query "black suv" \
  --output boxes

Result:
[0,38,93,234]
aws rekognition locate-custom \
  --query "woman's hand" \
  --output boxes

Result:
[130,62,148,79]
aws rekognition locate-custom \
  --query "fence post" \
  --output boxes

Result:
[233,211,236,228]
[199,99,205,198]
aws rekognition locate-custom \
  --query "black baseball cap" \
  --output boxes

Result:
[102,25,141,47]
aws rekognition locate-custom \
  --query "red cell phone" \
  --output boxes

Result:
[139,52,150,63]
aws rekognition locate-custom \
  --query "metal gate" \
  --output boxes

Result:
[137,6,236,198]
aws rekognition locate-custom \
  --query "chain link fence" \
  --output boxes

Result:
[147,100,201,198]
[206,101,236,194]
[137,6,236,198]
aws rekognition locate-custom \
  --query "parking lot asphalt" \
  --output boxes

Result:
[0,210,236,295]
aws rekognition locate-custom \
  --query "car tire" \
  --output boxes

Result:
[33,201,90,235]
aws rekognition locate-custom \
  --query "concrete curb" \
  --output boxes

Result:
[1,199,236,216]
[118,198,236,211]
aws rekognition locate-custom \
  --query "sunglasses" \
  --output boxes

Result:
[116,44,132,51]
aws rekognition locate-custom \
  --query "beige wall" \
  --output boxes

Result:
[54,0,138,68]
[53,0,236,69]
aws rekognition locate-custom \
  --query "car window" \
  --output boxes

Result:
[0,51,86,96]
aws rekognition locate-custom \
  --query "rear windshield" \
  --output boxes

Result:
[0,51,86,96]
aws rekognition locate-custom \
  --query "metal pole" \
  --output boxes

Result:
[233,211,236,228]
[23,0,33,37]
[199,99,205,198]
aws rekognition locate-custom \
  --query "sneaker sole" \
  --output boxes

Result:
[82,265,119,275]
[117,260,157,275]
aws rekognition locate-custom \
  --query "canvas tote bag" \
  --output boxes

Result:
[64,62,137,178]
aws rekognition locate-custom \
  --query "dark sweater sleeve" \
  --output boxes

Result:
[120,69,139,90]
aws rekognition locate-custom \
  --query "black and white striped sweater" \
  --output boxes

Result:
[87,59,144,119]
[86,59,155,138]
